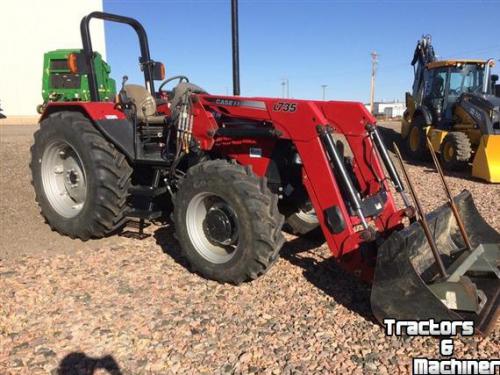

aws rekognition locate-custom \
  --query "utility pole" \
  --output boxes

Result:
[321,84,328,100]
[370,51,378,114]
[281,78,289,98]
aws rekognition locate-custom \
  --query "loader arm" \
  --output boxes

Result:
[197,95,409,279]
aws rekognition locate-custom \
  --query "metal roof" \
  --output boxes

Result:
[426,59,488,69]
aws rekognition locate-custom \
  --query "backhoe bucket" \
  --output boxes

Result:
[371,190,500,334]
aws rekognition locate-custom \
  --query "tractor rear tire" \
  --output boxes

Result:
[405,116,430,161]
[173,160,285,284]
[439,132,472,171]
[30,111,132,240]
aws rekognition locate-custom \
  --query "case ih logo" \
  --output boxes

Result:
[215,99,241,106]
[210,98,266,110]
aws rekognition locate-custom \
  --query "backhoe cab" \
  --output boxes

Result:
[402,35,500,182]
[31,13,499,335]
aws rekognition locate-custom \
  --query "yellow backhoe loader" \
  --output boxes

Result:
[402,35,500,182]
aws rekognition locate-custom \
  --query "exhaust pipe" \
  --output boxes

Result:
[231,0,240,96]
[483,59,494,94]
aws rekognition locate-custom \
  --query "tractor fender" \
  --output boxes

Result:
[41,102,136,161]
[402,105,433,139]
[211,138,277,178]
[210,138,300,197]
[413,105,433,126]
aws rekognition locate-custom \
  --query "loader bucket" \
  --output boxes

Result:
[371,190,500,334]
[472,134,500,183]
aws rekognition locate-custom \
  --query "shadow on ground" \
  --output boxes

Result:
[280,234,377,324]
[153,223,190,270]
[154,222,376,324]
[57,352,122,375]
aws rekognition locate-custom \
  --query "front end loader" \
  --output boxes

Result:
[401,35,500,183]
[30,9,499,335]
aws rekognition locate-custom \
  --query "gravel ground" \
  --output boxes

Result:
[0,122,499,374]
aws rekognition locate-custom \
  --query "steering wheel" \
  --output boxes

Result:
[158,75,189,93]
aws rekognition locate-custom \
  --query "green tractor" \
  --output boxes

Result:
[38,49,116,113]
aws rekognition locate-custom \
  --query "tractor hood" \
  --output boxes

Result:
[460,93,500,111]
[458,93,500,135]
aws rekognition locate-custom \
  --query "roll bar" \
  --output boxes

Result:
[80,11,155,101]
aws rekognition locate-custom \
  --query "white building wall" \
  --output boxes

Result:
[0,0,105,116]
[375,102,405,117]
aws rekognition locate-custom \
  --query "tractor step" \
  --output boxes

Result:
[119,219,151,239]
[139,125,164,138]
[126,208,163,220]
[129,184,168,197]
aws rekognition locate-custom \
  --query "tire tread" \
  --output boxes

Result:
[175,159,284,284]
[30,111,132,240]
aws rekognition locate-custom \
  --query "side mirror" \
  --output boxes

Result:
[152,62,165,81]
[491,74,499,83]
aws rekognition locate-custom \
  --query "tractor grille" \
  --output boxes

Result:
[50,74,81,89]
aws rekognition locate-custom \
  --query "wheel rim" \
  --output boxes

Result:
[295,208,318,224]
[186,192,239,264]
[41,140,87,218]
[443,142,455,162]
[409,127,420,152]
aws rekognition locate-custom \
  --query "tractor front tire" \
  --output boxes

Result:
[439,132,472,171]
[173,160,285,284]
[30,111,132,240]
[405,117,430,161]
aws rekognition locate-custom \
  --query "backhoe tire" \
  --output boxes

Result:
[405,116,430,161]
[30,111,132,240]
[173,160,285,284]
[439,132,472,171]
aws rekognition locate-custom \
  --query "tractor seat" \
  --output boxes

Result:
[123,84,166,124]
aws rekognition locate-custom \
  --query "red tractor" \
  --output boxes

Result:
[31,10,499,334]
